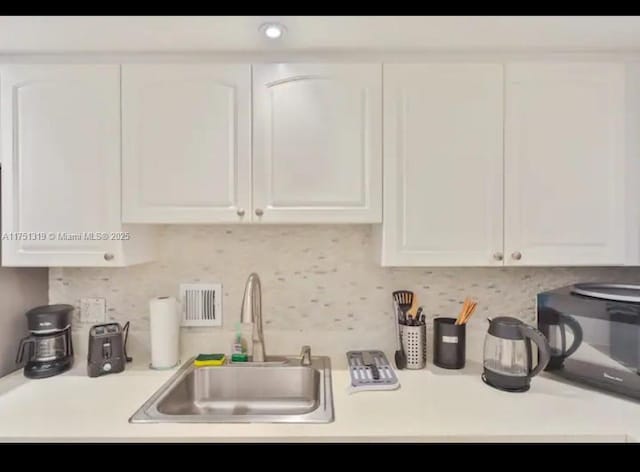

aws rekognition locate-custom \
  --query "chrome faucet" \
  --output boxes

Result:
[240,273,266,362]
[300,345,312,366]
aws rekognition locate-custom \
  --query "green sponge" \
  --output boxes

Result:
[231,352,248,362]
[193,354,226,367]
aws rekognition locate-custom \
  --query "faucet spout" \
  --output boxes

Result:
[300,345,312,366]
[240,273,265,362]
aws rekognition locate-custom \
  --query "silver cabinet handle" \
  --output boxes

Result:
[493,252,503,261]
[511,251,522,261]
[255,208,264,217]
[237,208,245,217]
[103,253,114,261]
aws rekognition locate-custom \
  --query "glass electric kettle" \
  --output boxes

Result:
[482,316,551,392]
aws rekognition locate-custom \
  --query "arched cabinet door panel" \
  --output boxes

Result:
[253,63,382,223]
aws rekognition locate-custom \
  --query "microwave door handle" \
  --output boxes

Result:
[561,315,583,358]
[520,325,551,378]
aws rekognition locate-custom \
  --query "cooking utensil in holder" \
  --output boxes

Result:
[433,317,466,369]
[400,323,426,369]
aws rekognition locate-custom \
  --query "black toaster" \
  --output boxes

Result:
[87,322,131,377]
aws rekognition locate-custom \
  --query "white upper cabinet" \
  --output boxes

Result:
[504,63,626,266]
[1,64,155,267]
[252,64,382,223]
[1,59,633,268]
[379,64,504,266]
[122,64,251,223]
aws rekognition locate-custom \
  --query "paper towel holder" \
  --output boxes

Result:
[179,283,223,327]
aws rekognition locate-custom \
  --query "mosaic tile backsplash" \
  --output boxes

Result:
[50,225,640,363]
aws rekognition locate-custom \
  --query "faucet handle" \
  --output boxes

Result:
[300,345,312,366]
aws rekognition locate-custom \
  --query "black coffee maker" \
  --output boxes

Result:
[16,304,74,379]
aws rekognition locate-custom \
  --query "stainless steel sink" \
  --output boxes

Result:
[129,356,334,423]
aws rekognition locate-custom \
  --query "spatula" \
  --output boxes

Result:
[392,290,414,324]
[393,310,407,370]
[392,292,413,370]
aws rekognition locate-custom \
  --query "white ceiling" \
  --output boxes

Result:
[1,16,640,52]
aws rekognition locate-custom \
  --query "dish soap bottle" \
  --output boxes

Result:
[231,322,248,362]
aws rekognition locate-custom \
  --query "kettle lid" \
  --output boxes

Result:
[488,316,525,340]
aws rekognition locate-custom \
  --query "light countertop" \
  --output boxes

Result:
[0,356,639,442]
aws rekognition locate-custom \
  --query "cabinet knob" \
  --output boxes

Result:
[493,252,503,261]
[103,253,114,261]
[255,208,264,217]
[237,208,245,217]
[511,251,522,261]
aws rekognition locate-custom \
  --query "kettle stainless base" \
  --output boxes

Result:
[482,369,530,393]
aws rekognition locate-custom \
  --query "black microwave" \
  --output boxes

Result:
[537,283,640,401]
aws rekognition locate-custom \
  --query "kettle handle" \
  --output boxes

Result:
[561,315,583,358]
[519,324,551,378]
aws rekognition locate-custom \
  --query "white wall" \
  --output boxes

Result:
[0,170,49,376]
[0,268,49,376]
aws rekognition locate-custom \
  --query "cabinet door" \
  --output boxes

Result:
[122,64,251,223]
[504,63,626,266]
[379,64,504,266]
[1,65,125,266]
[253,64,382,223]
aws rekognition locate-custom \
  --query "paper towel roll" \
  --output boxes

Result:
[149,296,180,369]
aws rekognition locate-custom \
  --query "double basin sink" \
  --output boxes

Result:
[130,356,334,423]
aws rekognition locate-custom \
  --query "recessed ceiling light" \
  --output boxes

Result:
[260,23,286,40]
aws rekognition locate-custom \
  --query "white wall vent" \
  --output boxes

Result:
[179,283,222,327]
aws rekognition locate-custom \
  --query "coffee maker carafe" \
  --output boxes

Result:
[16,304,74,379]
[482,316,551,392]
